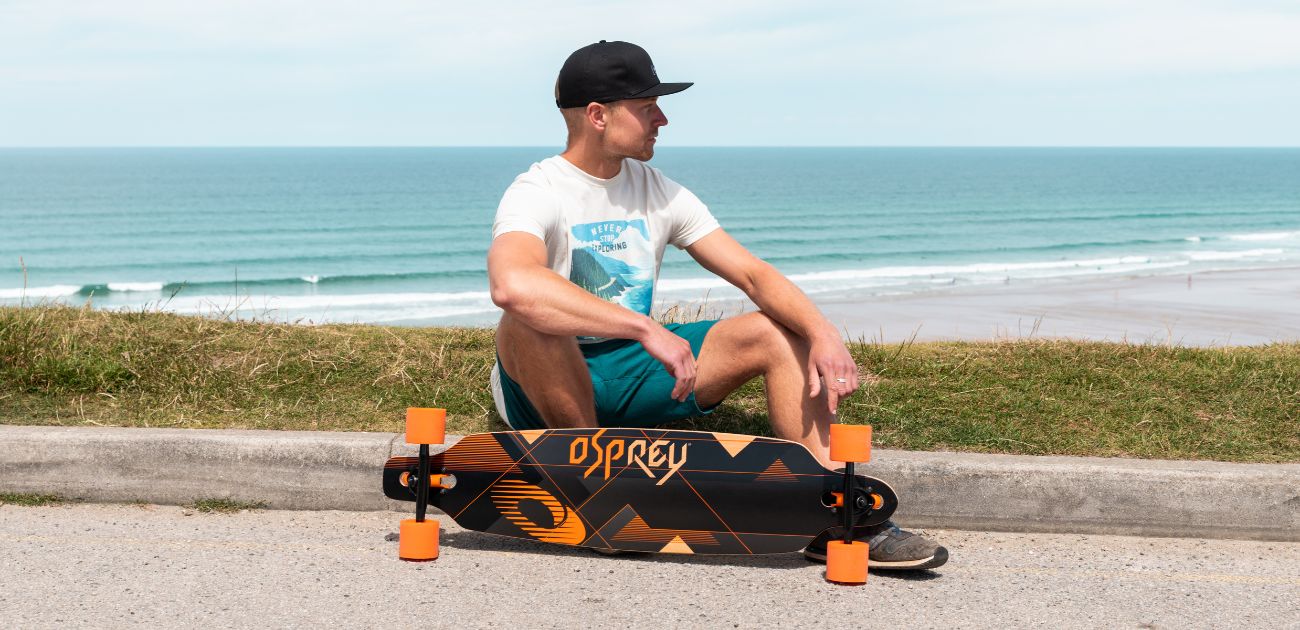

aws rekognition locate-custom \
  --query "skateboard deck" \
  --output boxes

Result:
[383,427,897,555]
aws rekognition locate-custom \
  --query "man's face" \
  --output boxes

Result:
[601,97,668,161]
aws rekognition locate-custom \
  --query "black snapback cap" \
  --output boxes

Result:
[555,40,692,108]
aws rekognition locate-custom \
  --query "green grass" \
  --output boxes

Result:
[0,493,66,507]
[2,305,1297,462]
[187,498,268,514]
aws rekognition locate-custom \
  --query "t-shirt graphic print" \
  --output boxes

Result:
[569,219,654,316]
[492,156,721,344]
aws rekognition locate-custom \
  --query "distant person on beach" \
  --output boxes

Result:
[486,40,946,570]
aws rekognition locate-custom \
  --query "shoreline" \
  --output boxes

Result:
[7,265,1300,347]
[813,265,1300,346]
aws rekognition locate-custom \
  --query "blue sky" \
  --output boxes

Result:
[2,0,1298,147]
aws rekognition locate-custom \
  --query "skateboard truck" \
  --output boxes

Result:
[825,423,873,585]
[399,472,456,492]
[397,407,447,561]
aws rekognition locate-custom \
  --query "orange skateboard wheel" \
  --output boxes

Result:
[405,407,446,445]
[398,518,440,561]
[829,424,872,463]
[825,540,868,585]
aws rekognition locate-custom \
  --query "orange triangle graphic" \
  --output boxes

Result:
[518,430,546,444]
[716,434,757,458]
[660,535,694,554]
[758,458,798,482]
[760,459,790,476]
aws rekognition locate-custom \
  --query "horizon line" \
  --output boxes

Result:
[3,144,1300,150]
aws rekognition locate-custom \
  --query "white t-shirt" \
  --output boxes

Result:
[492,155,720,341]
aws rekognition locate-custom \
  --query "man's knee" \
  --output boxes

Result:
[498,313,576,360]
[494,313,595,425]
[496,312,545,347]
[710,311,801,367]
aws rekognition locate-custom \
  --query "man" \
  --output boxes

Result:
[487,40,946,570]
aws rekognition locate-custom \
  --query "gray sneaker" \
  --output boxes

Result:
[803,520,948,570]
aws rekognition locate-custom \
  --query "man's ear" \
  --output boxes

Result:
[586,102,608,132]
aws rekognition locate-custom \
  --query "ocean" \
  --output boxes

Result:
[2,147,1298,326]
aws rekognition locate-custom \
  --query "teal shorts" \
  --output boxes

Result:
[494,320,721,430]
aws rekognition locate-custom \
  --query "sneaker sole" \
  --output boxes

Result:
[869,547,949,570]
[802,546,948,571]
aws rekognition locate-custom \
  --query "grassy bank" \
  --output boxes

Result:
[2,305,1297,462]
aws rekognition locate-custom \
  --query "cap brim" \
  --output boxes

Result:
[628,82,693,99]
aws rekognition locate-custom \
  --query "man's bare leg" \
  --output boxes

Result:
[695,313,946,565]
[694,312,838,468]
[495,312,598,428]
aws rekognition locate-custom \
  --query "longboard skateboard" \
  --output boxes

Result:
[386,408,896,584]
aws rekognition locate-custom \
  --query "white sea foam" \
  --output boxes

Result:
[300,275,320,284]
[0,285,82,299]
[784,256,1156,283]
[658,256,1175,297]
[659,250,1265,301]
[975,259,1191,281]
[1184,236,1203,243]
[1184,248,1286,262]
[657,276,733,292]
[173,291,489,310]
[1225,231,1300,242]
[156,290,497,324]
[106,282,164,292]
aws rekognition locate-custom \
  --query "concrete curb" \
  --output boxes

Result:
[2,425,1296,542]
[0,425,414,511]
[872,449,1299,541]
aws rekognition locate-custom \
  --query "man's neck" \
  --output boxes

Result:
[559,145,624,180]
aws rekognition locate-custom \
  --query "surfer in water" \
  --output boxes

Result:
[486,40,946,569]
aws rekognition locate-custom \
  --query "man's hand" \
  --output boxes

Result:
[682,229,865,413]
[806,334,860,414]
[639,325,697,402]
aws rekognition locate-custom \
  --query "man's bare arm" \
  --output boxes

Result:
[488,232,698,401]
[488,232,654,339]
[685,228,859,410]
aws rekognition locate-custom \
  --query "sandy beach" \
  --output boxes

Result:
[446,266,1300,347]
[810,266,1300,346]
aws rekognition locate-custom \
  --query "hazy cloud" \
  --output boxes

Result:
[2,0,1298,145]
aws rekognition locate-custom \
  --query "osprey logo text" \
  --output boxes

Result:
[569,430,689,486]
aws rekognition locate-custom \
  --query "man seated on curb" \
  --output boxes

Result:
[487,40,947,570]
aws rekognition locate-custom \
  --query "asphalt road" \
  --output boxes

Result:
[2,504,1297,629]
